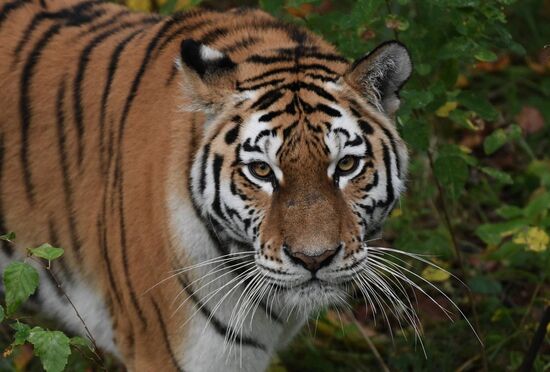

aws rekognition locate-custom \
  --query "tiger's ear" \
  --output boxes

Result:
[344,41,412,115]
[178,39,237,112]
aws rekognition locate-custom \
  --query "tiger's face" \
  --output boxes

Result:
[184,40,411,313]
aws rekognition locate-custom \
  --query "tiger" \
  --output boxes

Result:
[0,0,413,370]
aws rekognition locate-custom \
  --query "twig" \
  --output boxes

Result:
[346,312,391,372]
[519,278,544,329]
[426,150,489,372]
[26,255,105,369]
[519,306,550,372]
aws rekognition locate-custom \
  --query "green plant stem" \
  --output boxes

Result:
[519,306,550,372]
[519,277,545,329]
[28,256,105,369]
[427,150,489,372]
[347,312,390,372]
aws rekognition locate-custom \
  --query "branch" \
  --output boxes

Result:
[27,256,106,370]
[519,306,550,372]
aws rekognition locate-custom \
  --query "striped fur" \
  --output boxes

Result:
[0,0,411,370]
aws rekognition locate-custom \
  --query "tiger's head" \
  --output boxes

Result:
[182,38,412,313]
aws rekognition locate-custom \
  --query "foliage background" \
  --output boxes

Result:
[1,0,549,371]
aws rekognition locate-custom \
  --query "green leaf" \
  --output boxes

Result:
[523,192,550,220]
[401,119,430,151]
[468,275,502,295]
[70,336,92,349]
[434,147,469,200]
[458,92,498,121]
[11,322,31,346]
[415,63,432,76]
[0,305,4,322]
[28,328,71,372]
[528,160,550,187]
[474,49,498,62]
[28,243,64,261]
[3,261,39,315]
[484,128,507,155]
[496,205,524,219]
[385,14,410,31]
[0,232,15,242]
[259,0,286,16]
[401,89,434,109]
[479,166,513,184]
[475,219,527,245]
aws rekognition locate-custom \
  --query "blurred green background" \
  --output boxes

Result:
[1,0,549,371]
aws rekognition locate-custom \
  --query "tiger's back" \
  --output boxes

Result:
[0,0,412,370]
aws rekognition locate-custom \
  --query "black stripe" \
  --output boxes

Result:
[177,275,266,350]
[13,0,104,63]
[47,217,73,283]
[155,17,211,56]
[165,64,178,86]
[211,154,225,219]
[19,1,105,205]
[224,124,240,145]
[117,163,148,327]
[73,18,158,166]
[45,219,69,300]
[112,16,194,328]
[315,103,341,117]
[242,64,338,84]
[304,51,348,63]
[236,77,285,92]
[76,9,131,37]
[221,36,259,54]
[0,133,12,256]
[358,119,374,135]
[246,51,347,65]
[250,90,284,110]
[0,0,30,29]
[99,28,144,177]
[304,72,338,82]
[151,299,184,372]
[198,144,210,194]
[197,26,228,45]
[377,141,395,208]
[54,77,83,262]
[379,126,401,178]
[362,171,379,193]
[282,120,299,140]
[258,110,284,122]
[20,23,62,205]
[97,215,123,307]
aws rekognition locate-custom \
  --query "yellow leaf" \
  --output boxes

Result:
[435,101,458,118]
[513,227,549,252]
[390,208,402,218]
[126,0,151,12]
[455,74,469,88]
[421,266,450,282]
[491,308,505,322]
[458,145,472,154]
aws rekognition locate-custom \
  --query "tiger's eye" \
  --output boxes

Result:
[337,156,358,174]
[249,162,273,179]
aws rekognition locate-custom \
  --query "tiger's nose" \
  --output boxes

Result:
[283,245,341,272]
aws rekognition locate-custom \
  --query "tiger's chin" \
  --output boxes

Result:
[280,279,349,316]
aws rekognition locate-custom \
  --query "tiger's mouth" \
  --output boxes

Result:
[279,278,350,312]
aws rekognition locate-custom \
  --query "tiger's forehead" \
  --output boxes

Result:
[238,90,367,166]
